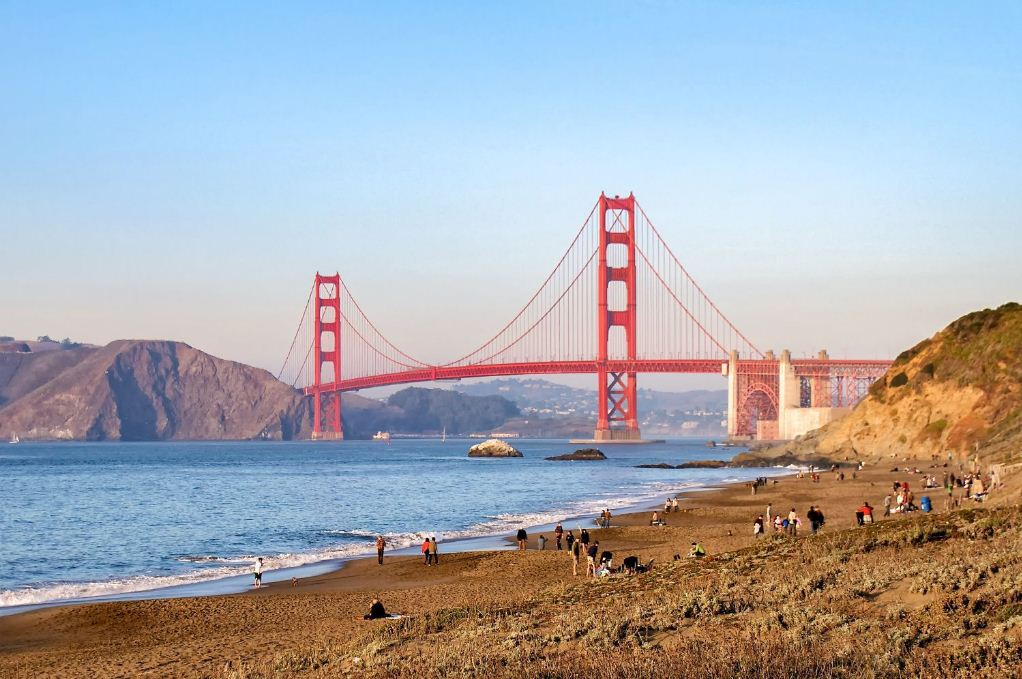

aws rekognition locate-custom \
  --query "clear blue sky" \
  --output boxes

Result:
[2,2,1019,391]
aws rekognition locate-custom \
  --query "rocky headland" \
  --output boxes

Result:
[734,302,1022,468]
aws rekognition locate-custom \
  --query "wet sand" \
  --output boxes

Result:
[0,463,960,677]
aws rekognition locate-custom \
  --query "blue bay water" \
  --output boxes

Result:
[0,439,772,610]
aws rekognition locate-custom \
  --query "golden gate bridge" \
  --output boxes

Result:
[277,193,891,441]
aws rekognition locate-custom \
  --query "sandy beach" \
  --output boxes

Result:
[0,461,973,678]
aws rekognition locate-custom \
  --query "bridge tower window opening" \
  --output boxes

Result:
[799,377,812,408]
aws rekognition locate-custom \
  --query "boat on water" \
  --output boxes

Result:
[372,431,391,441]
[442,427,446,443]
[9,432,20,444]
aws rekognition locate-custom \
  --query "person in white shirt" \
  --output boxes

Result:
[253,557,264,588]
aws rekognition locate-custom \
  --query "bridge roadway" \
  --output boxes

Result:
[304,358,894,395]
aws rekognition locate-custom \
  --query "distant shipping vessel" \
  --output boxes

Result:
[372,431,391,441]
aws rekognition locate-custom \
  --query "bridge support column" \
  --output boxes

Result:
[312,272,343,440]
[594,192,641,442]
[726,350,738,438]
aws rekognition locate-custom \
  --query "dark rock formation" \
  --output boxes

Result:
[635,460,729,469]
[545,448,607,461]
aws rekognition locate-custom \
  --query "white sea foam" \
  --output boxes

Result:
[0,475,748,610]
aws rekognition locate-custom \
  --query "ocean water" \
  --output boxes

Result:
[0,439,776,611]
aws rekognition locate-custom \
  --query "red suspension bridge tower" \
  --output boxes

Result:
[312,273,342,439]
[595,193,640,441]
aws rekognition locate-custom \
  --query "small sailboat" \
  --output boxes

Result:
[9,432,20,444]
[442,427,447,443]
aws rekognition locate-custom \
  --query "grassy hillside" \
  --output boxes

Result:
[736,302,1022,466]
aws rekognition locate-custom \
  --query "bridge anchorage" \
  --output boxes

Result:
[278,193,892,443]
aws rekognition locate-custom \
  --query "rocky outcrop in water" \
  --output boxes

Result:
[545,448,606,461]
[635,460,729,469]
[467,439,523,457]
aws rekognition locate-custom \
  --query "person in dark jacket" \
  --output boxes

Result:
[364,597,388,620]
[516,528,528,550]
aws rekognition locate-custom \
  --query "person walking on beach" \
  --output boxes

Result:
[554,523,564,550]
[883,494,892,517]
[807,506,823,534]
[516,528,528,550]
[565,530,575,553]
[580,528,590,549]
[429,537,439,564]
[538,534,547,550]
[766,503,772,527]
[586,541,599,577]
[571,537,582,576]
[253,557,264,588]
[376,536,386,565]
[422,538,431,565]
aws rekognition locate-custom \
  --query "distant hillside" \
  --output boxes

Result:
[735,302,1022,466]
[0,346,97,408]
[341,387,520,438]
[455,378,725,413]
[0,340,523,441]
[0,340,317,441]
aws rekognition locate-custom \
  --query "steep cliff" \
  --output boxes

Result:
[734,303,1022,466]
[0,340,314,440]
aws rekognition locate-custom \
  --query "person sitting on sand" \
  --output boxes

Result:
[363,597,388,620]
[600,549,613,571]
[623,555,639,574]
[688,542,706,558]
[650,511,665,526]
[753,515,764,537]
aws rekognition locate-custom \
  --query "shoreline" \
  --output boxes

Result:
[0,464,787,617]
[0,460,963,677]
